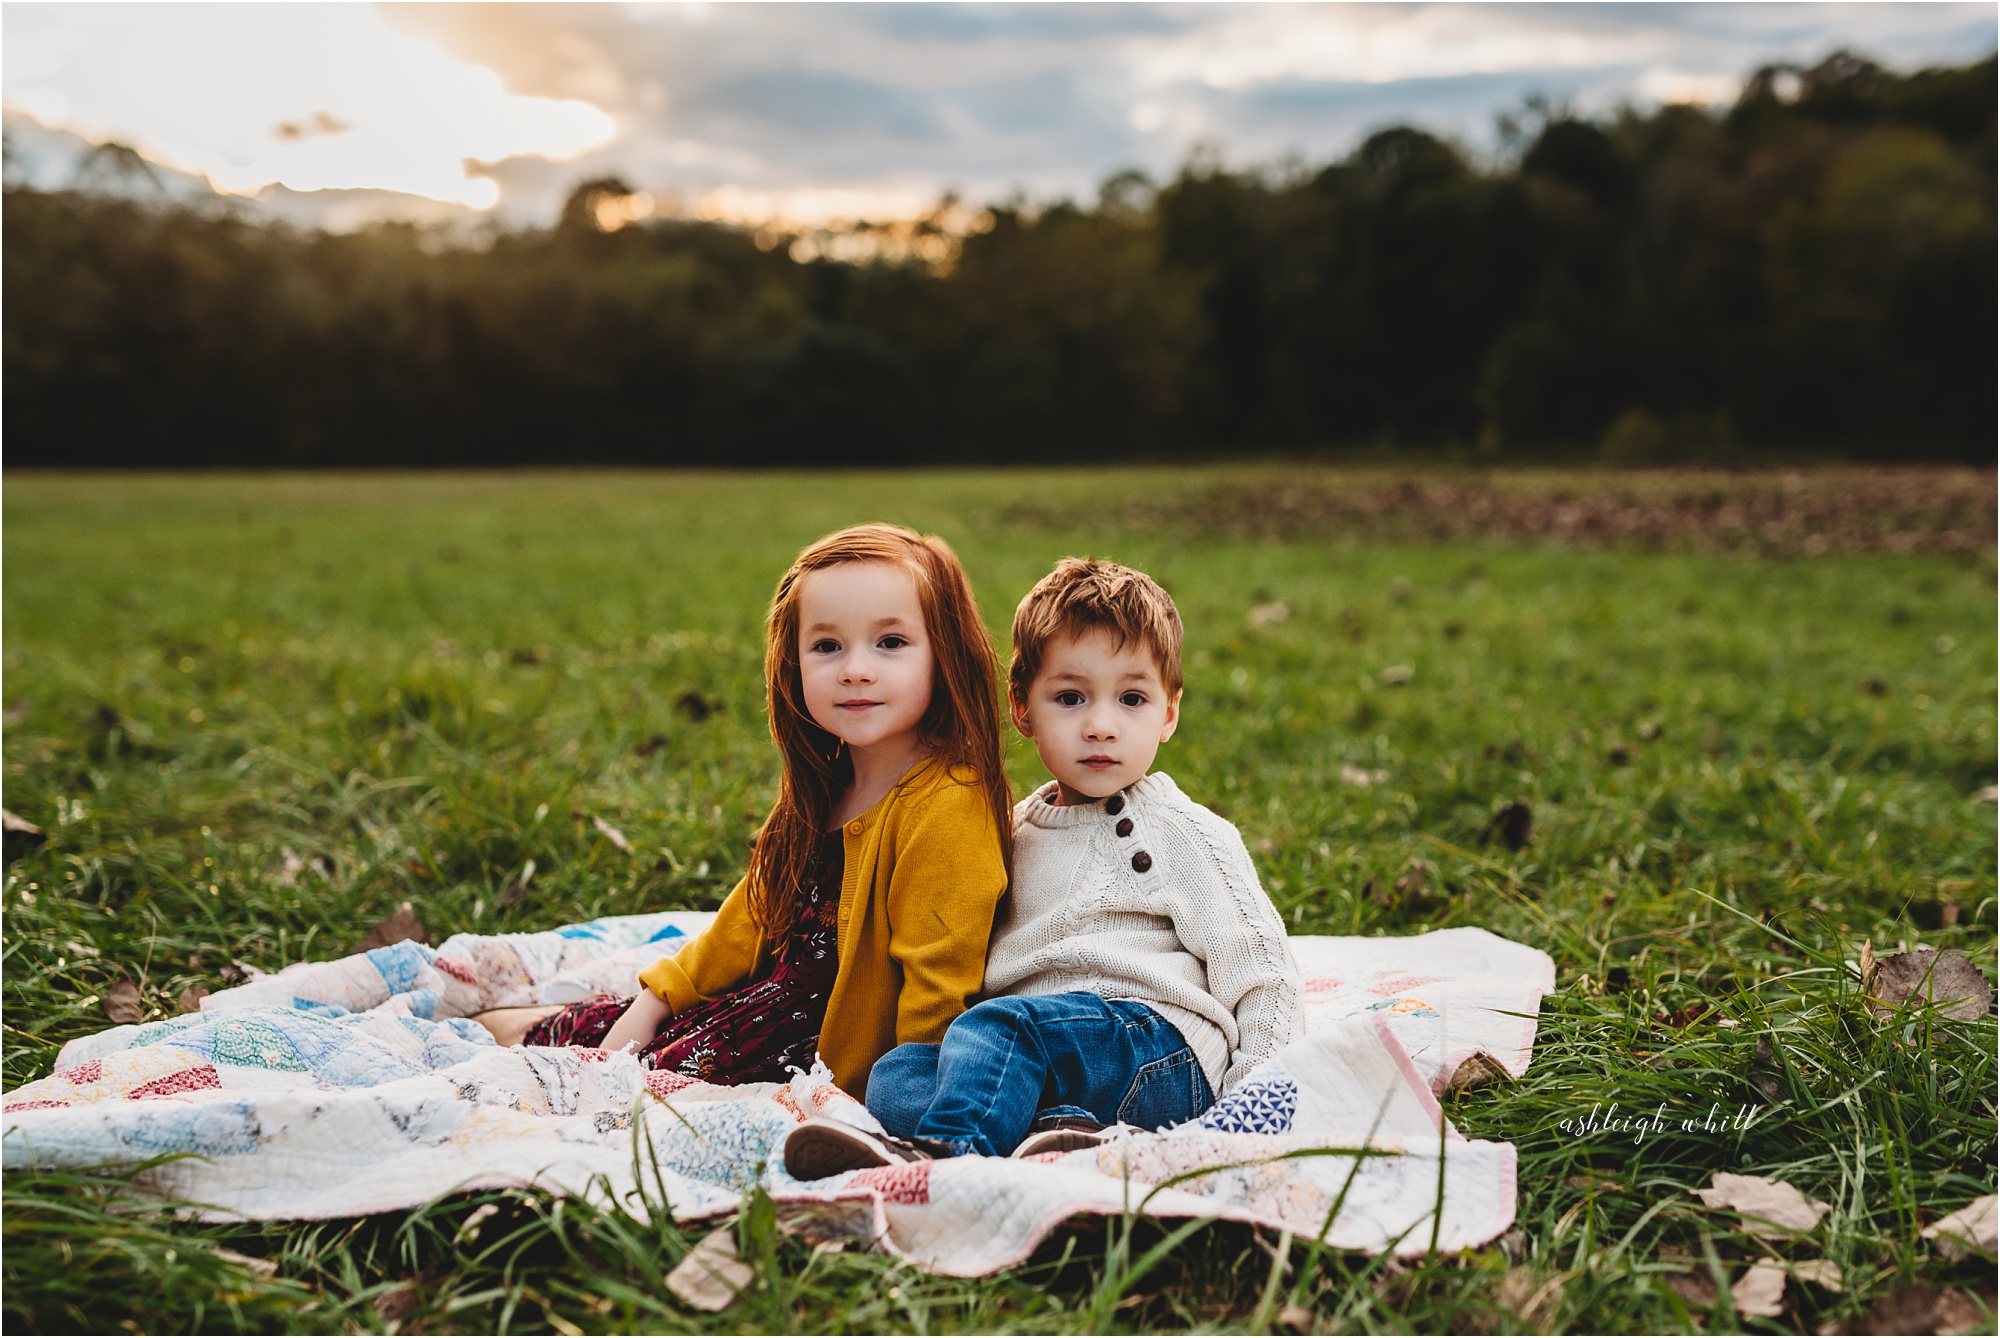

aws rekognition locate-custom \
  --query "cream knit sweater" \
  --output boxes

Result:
[982,772,1304,1093]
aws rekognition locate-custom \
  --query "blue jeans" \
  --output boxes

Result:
[866,993,1214,1157]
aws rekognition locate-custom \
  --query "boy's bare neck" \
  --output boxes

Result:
[1050,775,1142,808]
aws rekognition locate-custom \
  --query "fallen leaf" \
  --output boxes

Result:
[177,986,210,1014]
[1339,762,1387,787]
[1830,1283,1993,1336]
[773,1197,875,1248]
[1378,664,1414,686]
[1668,1272,1718,1307]
[1277,1302,1315,1332]
[1923,1193,1998,1261]
[1247,601,1291,628]
[1607,744,1632,766]
[1867,949,1992,1022]
[355,902,428,954]
[1858,940,1877,995]
[102,977,145,1025]
[1389,577,1413,602]
[453,1203,500,1245]
[1480,800,1533,852]
[211,1246,278,1277]
[591,815,633,854]
[1445,1053,1507,1094]
[1696,1172,1831,1236]
[1973,784,1998,803]
[1637,721,1662,741]
[1732,1260,1787,1318]
[1933,1288,1995,1336]
[1749,1034,1786,1102]
[2,808,47,862]
[1790,1259,1843,1292]
[1,699,26,726]
[635,733,668,757]
[665,1226,752,1312]
[373,1283,420,1325]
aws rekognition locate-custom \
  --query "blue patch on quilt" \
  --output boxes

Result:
[1196,1071,1300,1135]
[646,925,686,943]
[365,941,433,994]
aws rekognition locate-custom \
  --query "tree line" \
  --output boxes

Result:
[4,51,1992,467]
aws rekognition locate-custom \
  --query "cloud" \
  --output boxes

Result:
[8,2,1995,225]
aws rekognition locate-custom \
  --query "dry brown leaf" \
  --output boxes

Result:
[1277,1302,1315,1333]
[1378,664,1414,686]
[1668,1272,1717,1307]
[1858,940,1877,995]
[665,1226,751,1312]
[1790,1259,1843,1292]
[1247,601,1291,628]
[1696,1172,1831,1236]
[1867,949,1992,1022]
[1339,762,1388,787]
[1732,1260,1787,1318]
[591,815,633,854]
[355,902,428,954]
[102,977,145,1025]
[1922,1193,1998,1261]
[1933,1288,1996,1336]
[211,1246,278,1277]
[773,1198,875,1248]
[373,1283,420,1325]
[176,985,210,1014]
[1833,1283,1994,1336]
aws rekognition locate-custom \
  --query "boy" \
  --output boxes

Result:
[784,558,1302,1176]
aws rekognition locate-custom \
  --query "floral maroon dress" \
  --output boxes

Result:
[524,836,843,1084]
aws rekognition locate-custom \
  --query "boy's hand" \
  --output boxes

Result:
[600,990,670,1055]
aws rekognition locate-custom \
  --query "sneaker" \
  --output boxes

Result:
[1012,1117,1110,1159]
[782,1118,954,1180]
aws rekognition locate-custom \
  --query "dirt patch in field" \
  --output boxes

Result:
[1018,468,1996,555]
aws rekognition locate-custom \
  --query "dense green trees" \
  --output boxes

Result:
[5,52,1991,465]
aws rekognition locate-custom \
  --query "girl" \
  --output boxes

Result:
[492,524,1010,1100]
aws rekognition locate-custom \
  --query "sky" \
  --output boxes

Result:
[4,2,1995,228]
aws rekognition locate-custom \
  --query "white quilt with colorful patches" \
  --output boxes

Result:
[2,916,1553,1276]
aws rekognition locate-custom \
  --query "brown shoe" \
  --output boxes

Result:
[1012,1117,1110,1158]
[783,1118,954,1180]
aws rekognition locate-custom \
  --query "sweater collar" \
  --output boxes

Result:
[1021,771,1181,829]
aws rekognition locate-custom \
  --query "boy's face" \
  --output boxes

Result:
[1014,629,1180,806]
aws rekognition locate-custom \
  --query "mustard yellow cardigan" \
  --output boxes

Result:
[637,758,1006,1098]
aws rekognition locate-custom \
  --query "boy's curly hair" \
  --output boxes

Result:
[1008,558,1183,706]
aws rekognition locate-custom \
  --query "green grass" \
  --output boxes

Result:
[4,468,1994,1334]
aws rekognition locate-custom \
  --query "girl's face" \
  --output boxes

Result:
[797,560,935,755]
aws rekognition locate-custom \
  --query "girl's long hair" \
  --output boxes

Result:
[748,523,1011,941]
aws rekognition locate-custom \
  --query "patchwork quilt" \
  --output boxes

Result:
[2,914,1553,1276]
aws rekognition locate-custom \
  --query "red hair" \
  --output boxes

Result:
[749,523,1011,940]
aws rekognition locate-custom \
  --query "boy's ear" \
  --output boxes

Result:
[1011,696,1035,738]
[1159,689,1183,742]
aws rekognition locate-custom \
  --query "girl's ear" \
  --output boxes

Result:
[1159,690,1183,743]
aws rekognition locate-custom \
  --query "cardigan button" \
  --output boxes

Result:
[1131,850,1152,873]
[1105,795,1125,815]
[1115,818,1134,838]
[847,820,864,836]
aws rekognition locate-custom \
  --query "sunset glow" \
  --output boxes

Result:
[3,4,614,207]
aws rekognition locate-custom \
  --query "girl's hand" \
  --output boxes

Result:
[600,990,670,1055]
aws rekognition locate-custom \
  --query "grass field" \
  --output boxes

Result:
[3,468,1995,1334]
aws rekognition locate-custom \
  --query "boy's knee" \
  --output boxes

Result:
[864,1043,940,1138]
